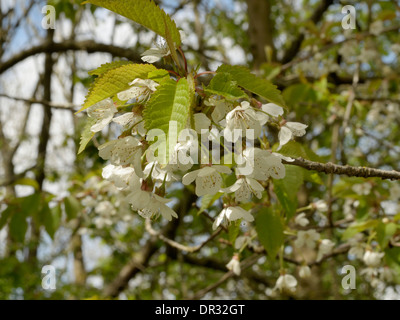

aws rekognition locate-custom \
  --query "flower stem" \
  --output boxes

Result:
[167,69,181,79]
[194,71,216,79]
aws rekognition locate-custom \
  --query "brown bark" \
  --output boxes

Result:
[72,233,87,285]
[28,29,54,264]
[281,0,334,64]
[0,40,141,75]
[284,157,400,181]
[246,0,275,67]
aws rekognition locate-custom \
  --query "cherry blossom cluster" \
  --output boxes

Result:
[84,76,307,227]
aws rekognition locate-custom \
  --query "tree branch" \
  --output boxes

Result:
[0,93,78,110]
[284,157,400,181]
[0,40,141,74]
[281,24,400,71]
[281,0,334,64]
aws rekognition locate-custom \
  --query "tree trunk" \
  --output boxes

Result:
[246,0,275,68]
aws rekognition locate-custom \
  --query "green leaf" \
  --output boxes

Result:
[0,206,14,230]
[228,221,241,245]
[385,247,400,266]
[88,60,132,77]
[22,193,41,226]
[273,141,323,162]
[143,78,191,162]
[256,207,284,259]
[148,69,170,83]
[377,222,397,249]
[79,63,157,112]
[78,117,96,154]
[9,206,28,243]
[303,171,323,185]
[273,165,304,219]
[216,64,286,108]
[13,177,39,191]
[199,193,223,214]
[43,204,62,239]
[64,196,81,221]
[163,16,180,68]
[84,0,181,46]
[341,220,379,240]
[205,73,247,100]
[282,83,317,108]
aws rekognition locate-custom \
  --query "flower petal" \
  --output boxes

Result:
[213,165,232,175]
[182,169,199,185]
[262,103,284,117]
[194,113,211,134]
[278,126,293,146]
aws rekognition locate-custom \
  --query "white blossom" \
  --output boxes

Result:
[112,112,146,136]
[95,201,115,216]
[208,99,231,123]
[213,206,254,230]
[102,164,136,189]
[294,230,320,249]
[117,78,159,102]
[234,232,255,250]
[98,136,143,177]
[299,265,312,279]
[236,148,285,180]
[359,47,378,64]
[278,122,307,147]
[93,201,116,228]
[178,30,187,44]
[316,239,335,262]
[226,255,241,275]
[313,200,328,212]
[391,43,400,54]
[274,274,297,293]
[87,98,118,133]
[194,113,211,133]
[389,183,400,201]
[128,190,178,221]
[141,41,170,63]
[379,267,394,282]
[343,199,359,219]
[170,138,196,172]
[352,183,372,195]
[363,250,384,268]
[222,177,263,202]
[93,216,113,229]
[182,165,231,197]
[370,20,384,36]
[360,267,378,278]
[295,213,309,227]
[143,161,177,182]
[348,234,365,260]
[222,101,268,142]
[261,103,284,117]
[81,196,97,208]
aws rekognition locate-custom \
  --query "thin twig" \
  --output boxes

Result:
[281,25,400,71]
[0,93,77,110]
[145,218,222,253]
[191,253,261,299]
